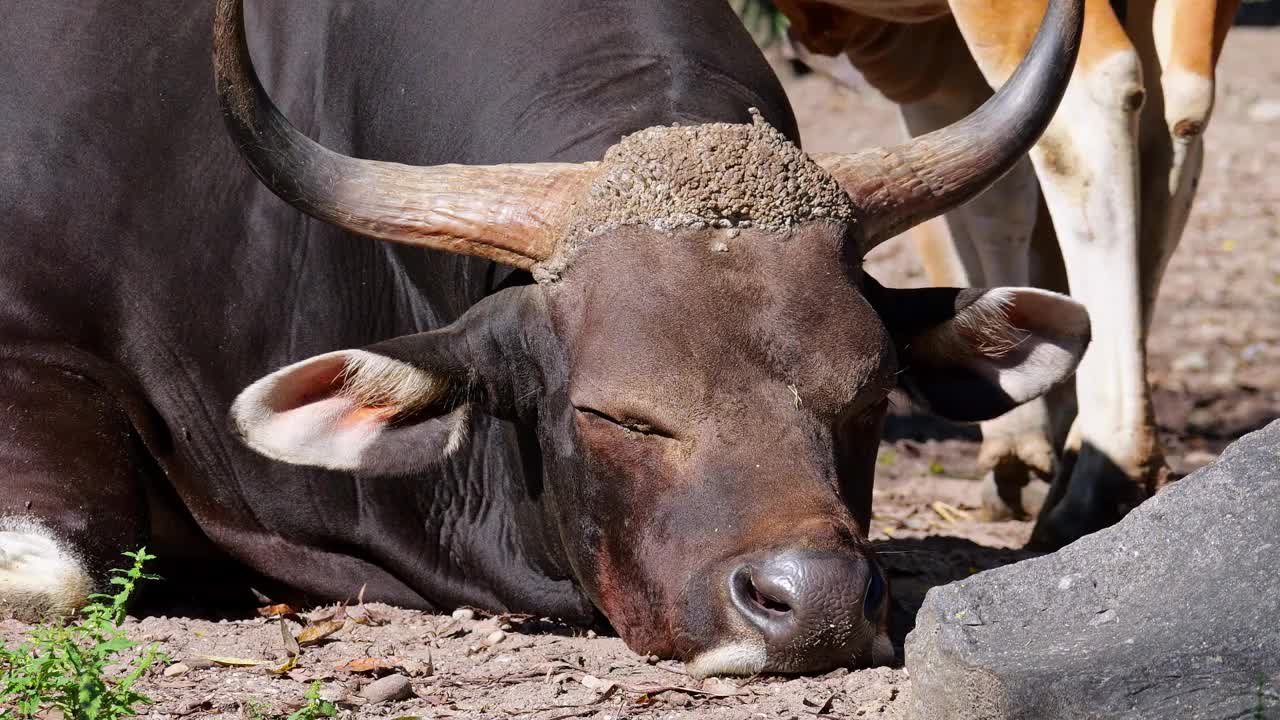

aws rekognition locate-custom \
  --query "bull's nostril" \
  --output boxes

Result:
[726,551,888,672]
[731,566,793,624]
[747,577,792,614]
[863,564,885,622]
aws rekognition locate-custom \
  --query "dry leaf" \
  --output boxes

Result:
[930,500,971,524]
[256,603,298,618]
[432,619,467,639]
[270,655,299,675]
[580,674,617,693]
[280,619,301,657]
[803,693,836,714]
[297,618,345,645]
[305,605,347,624]
[202,656,263,667]
[346,604,385,626]
[337,657,400,675]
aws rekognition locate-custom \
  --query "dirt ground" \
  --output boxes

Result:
[3,28,1277,720]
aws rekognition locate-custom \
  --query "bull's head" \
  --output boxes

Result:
[217,0,1086,676]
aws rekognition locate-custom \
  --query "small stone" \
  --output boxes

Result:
[586,630,597,639]
[163,662,190,677]
[902,515,930,531]
[1248,99,1280,123]
[1182,450,1218,468]
[1241,342,1267,364]
[666,692,691,707]
[1088,609,1117,626]
[580,674,617,694]
[450,608,475,621]
[317,687,347,703]
[711,241,729,252]
[360,674,414,704]
[1172,351,1209,372]
[483,630,506,647]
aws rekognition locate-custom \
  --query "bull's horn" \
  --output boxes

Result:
[212,0,595,270]
[814,0,1084,251]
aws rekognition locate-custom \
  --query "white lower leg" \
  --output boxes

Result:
[1031,51,1162,512]
[0,517,93,620]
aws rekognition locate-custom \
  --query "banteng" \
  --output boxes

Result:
[0,0,1085,674]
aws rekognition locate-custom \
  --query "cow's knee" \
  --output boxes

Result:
[0,349,156,613]
[0,517,93,620]
[976,400,1057,521]
[1162,67,1213,140]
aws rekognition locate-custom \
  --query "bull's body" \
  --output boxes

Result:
[1,0,1090,675]
[0,0,783,619]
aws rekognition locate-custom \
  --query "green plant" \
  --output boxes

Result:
[286,682,338,720]
[1256,674,1271,720]
[0,549,165,720]
[730,0,791,47]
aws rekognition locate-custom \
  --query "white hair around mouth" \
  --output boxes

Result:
[684,640,768,679]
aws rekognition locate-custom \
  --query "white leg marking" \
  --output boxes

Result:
[1030,50,1156,481]
[0,517,93,620]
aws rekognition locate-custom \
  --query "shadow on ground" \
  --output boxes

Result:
[875,536,1039,653]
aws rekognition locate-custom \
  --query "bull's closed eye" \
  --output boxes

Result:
[574,406,674,439]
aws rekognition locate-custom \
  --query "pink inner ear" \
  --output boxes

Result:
[339,405,400,428]
[1001,289,1090,340]
[265,355,349,413]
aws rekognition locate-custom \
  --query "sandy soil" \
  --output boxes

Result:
[2,28,1276,720]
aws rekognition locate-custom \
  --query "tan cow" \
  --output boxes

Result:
[777,0,1238,547]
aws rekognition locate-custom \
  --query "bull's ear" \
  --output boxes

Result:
[230,348,472,474]
[866,279,1090,422]
[230,287,542,475]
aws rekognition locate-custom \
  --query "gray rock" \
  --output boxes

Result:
[360,673,415,704]
[907,420,1280,720]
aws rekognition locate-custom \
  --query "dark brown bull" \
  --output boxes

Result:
[217,0,1087,674]
[0,0,1083,676]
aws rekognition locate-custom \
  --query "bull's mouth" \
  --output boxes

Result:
[685,626,894,678]
[679,548,893,677]
[685,640,768,678]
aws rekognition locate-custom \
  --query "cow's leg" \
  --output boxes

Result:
[880,16,1062,522]
[954,0,1163,547]
[1129,0,1238,324]
[900,128,1057,521]
[1030,0,1234,546]
[0,349,154,619]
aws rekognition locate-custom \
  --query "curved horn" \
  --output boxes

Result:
[212,0,595,270]
[815,0,1084,250]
